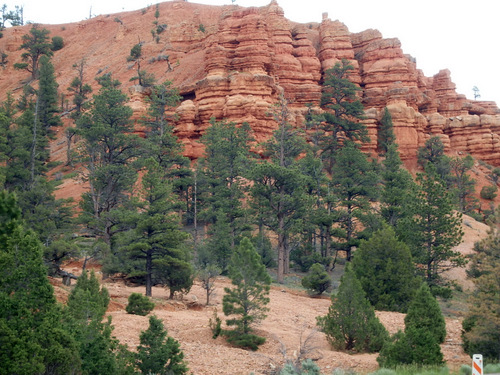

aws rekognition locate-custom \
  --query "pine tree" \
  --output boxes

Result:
[449,155,478,214]
[13,24,53,78]
[378,283,445,367]
[66,59,93,166]
[137,315,188,375]
[417,136,451,184]
[37,55,62,135]
[66,269,127,375]
[222,237,271,349]
[317,265,388,352]
[462,225,500,360]
[319,59,368,173]
[77,74,141,248]
[301,263,331,295]
[405,283,446,344]
[377,107,396,155]
[199,119,254,260]
[330,141,379,261]
[296,150,332,263]
[109,159,191,298]
[399,165,465,294]
[352,225,420,312]
[0,190,80,374]
[1,76,76,273]
[380,143,415,227]
[250,93,309,282]
[377,326,444,368]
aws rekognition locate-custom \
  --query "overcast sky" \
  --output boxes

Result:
[3,0,499,105]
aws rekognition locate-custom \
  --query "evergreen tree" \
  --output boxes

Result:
[250,93,309,282]
[417,136,451,184]
[462,225,500,360]
[108,159,191,298]
[68,59,93,117]
[449,155,478,214]
[136,315,188,375]
[0,190,80,374]
[330,141,379,261]
[142,81,192,221]
[297,150,332,263]
[127,42,155,87]
[37,55,62,135]
[66,269,127,375]
[66,59,93,166]
[378,283,445,367]
[405,283,446,344]
[77,74,141,248]
[377,326,444,368]
[377,107,396,155]
[222,237,271,348]
[319,59,368,172]
[380,143,415,227]
[399,165,465,294]
[0,4,23,29]
[317,265,388,352]
[2,63,76,271]
[352,225,420,312]
[198,119,253,270]
[13,24,53,78]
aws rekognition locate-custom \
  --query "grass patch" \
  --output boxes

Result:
[372,365,450,375]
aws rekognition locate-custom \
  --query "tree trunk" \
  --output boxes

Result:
[146,251,152,297]
[277,215,285,283]
[284,233,290,274]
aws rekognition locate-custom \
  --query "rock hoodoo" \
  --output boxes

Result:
[1,0,499,164]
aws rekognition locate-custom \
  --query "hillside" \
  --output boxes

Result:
[57,258,480,375]
[2,2,498,372]
[51,214,489,375]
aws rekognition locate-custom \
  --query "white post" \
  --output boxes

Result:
[472,354,483,375]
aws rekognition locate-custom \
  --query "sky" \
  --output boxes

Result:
[3,0,499,105]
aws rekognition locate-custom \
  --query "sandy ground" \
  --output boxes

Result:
[54,271,473,375]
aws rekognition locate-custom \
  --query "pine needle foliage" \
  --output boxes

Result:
[222,237,271,350]
[136,315,188,375]
[317,265,388,353]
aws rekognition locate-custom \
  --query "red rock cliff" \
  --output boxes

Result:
[1,0,499,165]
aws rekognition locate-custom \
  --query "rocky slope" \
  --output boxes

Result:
[1,0,499,170]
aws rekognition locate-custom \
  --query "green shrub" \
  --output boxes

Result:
[480,185,498,200]
[125,293,155,316]
[377,327,443,368]
[369,369,397,375]
[301,263,331,295]
[51,36,64,51]
[223,330,265,351]
[485,364,500,374]
[459,365,472,375]
[279,359,321,375]
[291,248,329,272]
[209,309,222,339]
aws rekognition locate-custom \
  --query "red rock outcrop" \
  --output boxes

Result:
[1,0,499,169]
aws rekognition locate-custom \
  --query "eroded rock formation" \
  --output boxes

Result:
[1,0,499,165]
